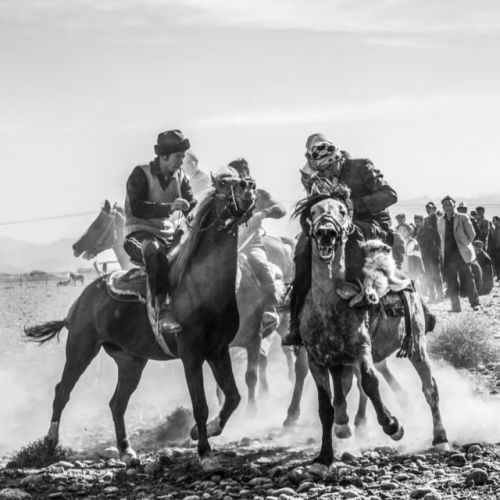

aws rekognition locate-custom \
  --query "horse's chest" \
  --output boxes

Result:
[301,302,367,367]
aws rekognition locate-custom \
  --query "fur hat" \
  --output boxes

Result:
[425,201,436,209]
[154,130,190,156]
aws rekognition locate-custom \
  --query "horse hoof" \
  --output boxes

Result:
[121,450,139,467]
[200,455,222,472]
[389,421,404,441]
[282,415,299,428]
[333,423,352,439]
[308,462,329,478]
[190,425,198,441]
[433,441,450,452]
[207,417,222,438]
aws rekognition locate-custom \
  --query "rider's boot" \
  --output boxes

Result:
[154,294,182,335]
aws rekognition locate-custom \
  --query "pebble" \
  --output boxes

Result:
[272,487,296,496]
[466,468,489,485]
[183,496,201,500]
[0,489,32,500]
[144,460,162,474]
[379,481,399,490]
[467,444,482,454]
[446,453,467,467]
[410,490,435,500]
[296,482,314,493]
[52,460,74,469]
[423,493,441,500]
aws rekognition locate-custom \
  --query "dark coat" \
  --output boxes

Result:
[419,214,441,260]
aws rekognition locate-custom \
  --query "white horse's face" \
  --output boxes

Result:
[309,198,351,262]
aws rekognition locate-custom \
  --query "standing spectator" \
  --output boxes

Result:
[412,214,424,239]
[457,202,468,214]
[437,196,480,312]
[470,209,480,238]
[475,206,492,251]
[472,241,494,295]
[420,202,444,303]
[397,222,426,287]
[490,216,500,281]
[395,213,406,227]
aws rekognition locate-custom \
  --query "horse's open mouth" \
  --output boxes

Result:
[316,239,336,262]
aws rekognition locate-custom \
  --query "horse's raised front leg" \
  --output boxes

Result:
[331,365,353,439]
[283,346,308,427]
[107,350,147,465]
[309,360,334,466]
[359,348,404,441]
[410,352,449,450]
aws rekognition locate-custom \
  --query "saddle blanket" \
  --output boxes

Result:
[105,268,147,303]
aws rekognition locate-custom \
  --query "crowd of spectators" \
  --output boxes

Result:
[394,198,500,313]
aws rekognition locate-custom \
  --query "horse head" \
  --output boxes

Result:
[210,171,257,231]
[73,200,119,259]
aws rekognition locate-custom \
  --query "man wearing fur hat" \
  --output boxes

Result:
[283,135,400,346]
[123,130,196,333]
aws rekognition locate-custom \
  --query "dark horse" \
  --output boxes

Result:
[72,199,308,419]
[25,174,256,470]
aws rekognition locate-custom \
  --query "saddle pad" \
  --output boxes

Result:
[106,268,147,303]
[380,291,405,317]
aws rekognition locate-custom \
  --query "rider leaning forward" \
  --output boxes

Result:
[282,134,403,346]
[123,130,196,334]
[228,158,287,335]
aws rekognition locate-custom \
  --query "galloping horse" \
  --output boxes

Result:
[72,200,308,417]
[298,190,449,466]
[25,174,256,469]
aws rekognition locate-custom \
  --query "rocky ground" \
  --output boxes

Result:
[1,282,500,499]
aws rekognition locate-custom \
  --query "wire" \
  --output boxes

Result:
[0,211,96,226]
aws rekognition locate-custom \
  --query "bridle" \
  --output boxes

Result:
[189,177,256,234]
[309,200,351,277]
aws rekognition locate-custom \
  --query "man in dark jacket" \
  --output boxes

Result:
[283,138,399,346]
[472,240,494,295]
[228,158,287,334]
[123,130,196,333]
[420,202,444,303]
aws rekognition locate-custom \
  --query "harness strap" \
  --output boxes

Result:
[396,286,413,359]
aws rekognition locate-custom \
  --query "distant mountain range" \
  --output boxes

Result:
[0,236,90,273]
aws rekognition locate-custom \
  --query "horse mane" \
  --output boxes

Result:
[169,189,216,287]
[293,182,352,220]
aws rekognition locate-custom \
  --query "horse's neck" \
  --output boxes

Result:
[113,215,133,270]
[310,249,345,308]
[185,223,238,299]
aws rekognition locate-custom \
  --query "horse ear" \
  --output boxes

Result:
[305,217,312,235]
[337,282,360,300]
[210,172,216,186]
[103,200,111,212]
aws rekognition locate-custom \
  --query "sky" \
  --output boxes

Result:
[1,0,500,243]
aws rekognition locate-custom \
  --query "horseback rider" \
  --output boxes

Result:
[282,134,401,346]
[228,158,287,335]
[123,130,196,334]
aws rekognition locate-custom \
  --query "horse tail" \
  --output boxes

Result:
[24,319,66,344]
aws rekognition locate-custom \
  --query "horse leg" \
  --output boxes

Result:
[358,350,404,440]
[309,361,334,465]
[354,367,369,435]
[376,359,408,408]
[410,352,449,450]
[332,365,353,439]
[245,344,260,415]
[283,346,308,427]
[106,349,147,465]
[46,326,101,448]
[207,347,241,436]
[258,353,269,395]
[183,354,212,462]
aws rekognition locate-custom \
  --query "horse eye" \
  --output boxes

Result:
[239,180,247,189]
[220,180,226,186]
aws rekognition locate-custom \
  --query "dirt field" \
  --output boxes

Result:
[1,280,500,499]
